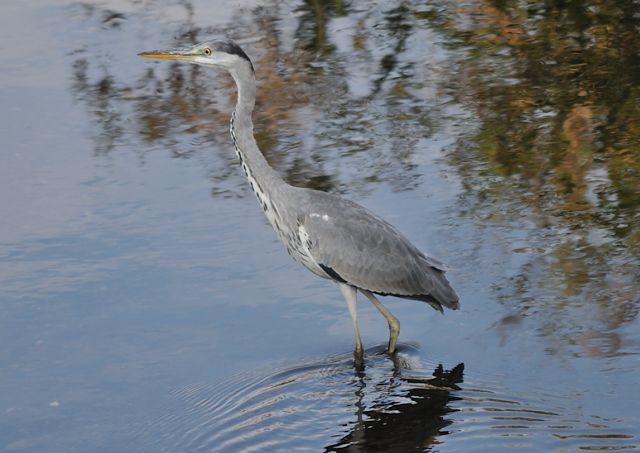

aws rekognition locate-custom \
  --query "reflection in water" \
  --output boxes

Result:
[71,58,124,155]
[3,1,640,451]
[143,346,464,451]
[61,0,640,444]
[422,0,640,357]
[324,354,464,452]
[69,0,640,358]
[142,345,635,452]
[68,0,440,194]
[437,1,640,210]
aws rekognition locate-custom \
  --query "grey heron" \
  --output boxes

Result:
[139,40,459,359]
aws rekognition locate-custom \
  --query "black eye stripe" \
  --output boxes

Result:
[210,40,255,72]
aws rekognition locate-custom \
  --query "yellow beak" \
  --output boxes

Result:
[138,47,196,61]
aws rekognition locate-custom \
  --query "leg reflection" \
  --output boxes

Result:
[326,348,464,452]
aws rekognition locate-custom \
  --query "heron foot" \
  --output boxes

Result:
[353,347,364,371]
[387,319,400,354]
[362,290,400,355]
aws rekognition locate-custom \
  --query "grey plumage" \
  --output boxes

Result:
[211,41,254,72]
[139,39,459,358]
[291,189,459,312]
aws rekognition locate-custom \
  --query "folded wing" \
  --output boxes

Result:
[299,191,459,312]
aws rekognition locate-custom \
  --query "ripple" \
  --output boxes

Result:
[140,345,636,452]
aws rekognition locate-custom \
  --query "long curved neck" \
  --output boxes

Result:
[228,63,291,232]
[229,64,286,192]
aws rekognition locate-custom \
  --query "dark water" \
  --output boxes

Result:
[140,345,635,452]
[1,0,638,451]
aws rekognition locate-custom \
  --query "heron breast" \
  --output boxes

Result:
[287,224,325,277]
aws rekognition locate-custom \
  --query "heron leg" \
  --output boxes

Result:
[362,290,400,354]
[338,283,363,359]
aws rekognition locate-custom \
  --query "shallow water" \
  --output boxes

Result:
[139,345,636,452]
[1,0,639,451]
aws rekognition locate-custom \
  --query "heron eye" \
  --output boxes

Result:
[203,47,212,56]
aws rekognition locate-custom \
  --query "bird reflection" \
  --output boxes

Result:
[326,349,464,452]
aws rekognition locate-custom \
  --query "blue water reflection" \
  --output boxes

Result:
[0,0,638,451]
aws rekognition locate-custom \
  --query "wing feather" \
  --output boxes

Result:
[297,190,459,310]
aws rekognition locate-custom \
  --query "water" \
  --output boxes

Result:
[139,345,635,452]
[1,0,638,451]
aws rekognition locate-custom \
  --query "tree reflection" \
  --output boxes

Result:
[69,0,438,194]
[67,0,639,357]
[449,0,640,211]
[71,58,124,155]
[423,0,640,356]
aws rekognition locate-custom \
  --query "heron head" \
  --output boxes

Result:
[139,40,254,73]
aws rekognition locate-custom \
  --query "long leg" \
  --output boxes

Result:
[362,290,400,354]
[338,283,363,358]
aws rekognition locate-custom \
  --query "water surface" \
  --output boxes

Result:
[1,0,638,451]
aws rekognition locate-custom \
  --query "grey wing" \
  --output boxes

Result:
[299,192,459,311]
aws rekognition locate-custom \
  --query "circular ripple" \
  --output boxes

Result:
[139,345,636,452]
